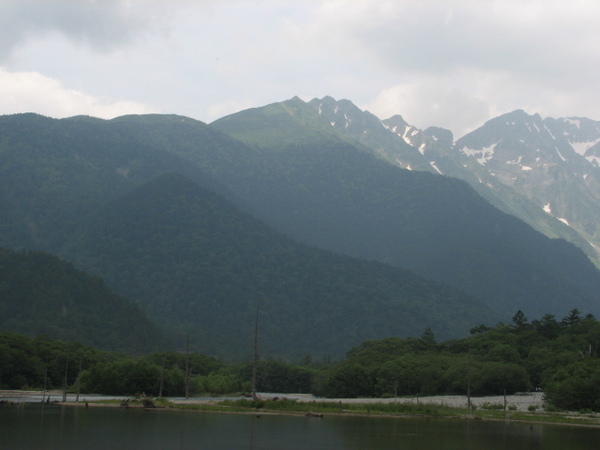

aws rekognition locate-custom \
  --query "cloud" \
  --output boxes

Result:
[365,66,600,138]
[309,1,600,78]
[365,78,493,138]
[0,68,155,118]
[2,0,600,136]
[0,0,165,61]
[300,0,600,134]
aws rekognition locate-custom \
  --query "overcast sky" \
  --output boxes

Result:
[1,0,599,137]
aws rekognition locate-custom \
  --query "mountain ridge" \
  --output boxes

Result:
[302,97,600,259]
[211,101,600,319]
[3,104,600,356]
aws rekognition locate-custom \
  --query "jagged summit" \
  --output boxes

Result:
[294,97,600,260]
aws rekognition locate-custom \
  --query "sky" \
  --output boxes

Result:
[1,0,600,138]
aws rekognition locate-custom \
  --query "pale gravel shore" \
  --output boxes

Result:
[257,392,545,412]
[1,390,545,413]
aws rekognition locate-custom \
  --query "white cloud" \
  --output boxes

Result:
[308,1,600,77]
[2,0,600,135]
[365,79,492,138]
[0,68,155,118]
[297,0,600,134]
[365,65,600,138]
[0,0,153,62]
[206,99,258,122]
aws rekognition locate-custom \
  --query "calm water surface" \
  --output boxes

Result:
[1,404,599,450]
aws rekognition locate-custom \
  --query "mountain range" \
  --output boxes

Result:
[1,97,600,358]
[308,97,600,260]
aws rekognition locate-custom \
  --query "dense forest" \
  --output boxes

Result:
[3,309,600,412]
[211,99,600,319]
[2,111,600,334]
[62,173,494,357]
[0,248,164,353]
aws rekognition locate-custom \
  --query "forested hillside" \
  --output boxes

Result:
[2,110,600,357]
[5,309,600,412]
[211,100,600,319]
[317,309,600,412]
[62,173,494,358]
[0,248,164,352]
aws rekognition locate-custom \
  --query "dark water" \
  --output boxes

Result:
[1,404,599,450]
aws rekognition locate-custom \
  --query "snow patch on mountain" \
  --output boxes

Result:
[571,138,600,156]
[545,126,556,139]
[506,156,524,165]
[530,123,542,134]
[587,155,600,167]
[460,143,498,166]
[429,161,443,174]
[564,118,581,129]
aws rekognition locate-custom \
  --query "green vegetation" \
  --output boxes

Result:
[0,331,321,398]
[0,331,224,396]
[217,397,470,418]
[62,173,494,358]
[211,99,600,320]
[210,398,600,427]
[0,331,106,391]
[312,309,600,408]
[2,110,600,350]
[0,247,164,352]
[4,309,600,414]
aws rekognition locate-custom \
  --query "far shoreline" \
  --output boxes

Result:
[4,390,592,429]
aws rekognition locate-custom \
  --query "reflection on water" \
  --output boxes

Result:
[1,404,599,450]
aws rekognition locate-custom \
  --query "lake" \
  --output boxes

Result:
[1,403,599,449]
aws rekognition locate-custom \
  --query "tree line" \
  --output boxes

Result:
[2,309,600,411]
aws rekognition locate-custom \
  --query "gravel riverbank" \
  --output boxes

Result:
[245,392,545,412]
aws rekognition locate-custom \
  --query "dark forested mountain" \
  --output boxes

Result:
[0,113,221,253]
[2,107,600,357]
[0,247,164,352]
[62,172,494,358]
